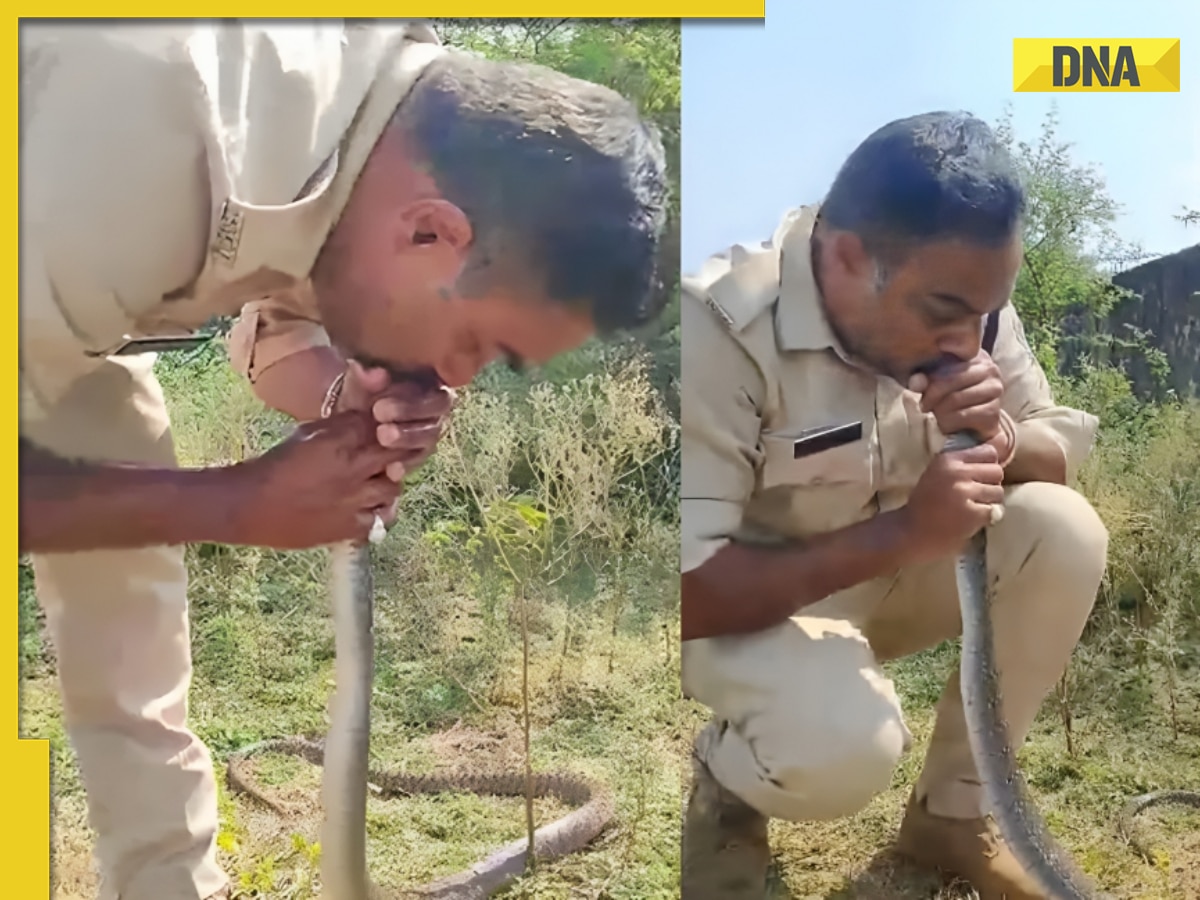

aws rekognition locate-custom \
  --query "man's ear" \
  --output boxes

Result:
[829,229,873,279]
[394,199,473,252]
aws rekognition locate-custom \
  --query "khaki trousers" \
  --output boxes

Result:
[24,356,226,900]
[682,481,1108,822]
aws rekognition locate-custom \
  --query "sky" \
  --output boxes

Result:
[680,0,1200,273]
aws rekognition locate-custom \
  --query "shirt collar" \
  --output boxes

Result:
[207,31,445,284]
[773,204,849,358]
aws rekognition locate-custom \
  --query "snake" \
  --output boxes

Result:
[223,420,1200,900]
[946,430,1200,900]
[227,532,615,899]
[1116,790,1200,864]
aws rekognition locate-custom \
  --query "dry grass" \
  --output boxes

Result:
[741,639,1200,900]
[752,400,1200,900]
[26,606,689,900]
[21,343,686,899]
[20,330,1200,899]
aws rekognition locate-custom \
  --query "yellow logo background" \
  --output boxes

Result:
[1013,38,1180,93]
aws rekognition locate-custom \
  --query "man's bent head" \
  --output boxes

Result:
[312,51,669,388]
[811,111,1025,385]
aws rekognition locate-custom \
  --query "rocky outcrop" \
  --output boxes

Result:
[1106,243,1200,399]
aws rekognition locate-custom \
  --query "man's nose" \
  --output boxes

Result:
[940,318,985,362]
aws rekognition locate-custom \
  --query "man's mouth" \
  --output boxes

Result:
[351,354,445,392]
[912,353,963,379]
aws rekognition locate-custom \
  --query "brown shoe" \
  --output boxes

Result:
[895,790,1048,900]
[681,757,771,899]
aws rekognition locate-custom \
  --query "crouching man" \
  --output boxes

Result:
[679,111,1107,900]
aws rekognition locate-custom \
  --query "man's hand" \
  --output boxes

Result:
[18,416,414,555]
[900,442,1005,562]
[336,361,454,482]
[908,350,1012,459]
[230,412,412,547]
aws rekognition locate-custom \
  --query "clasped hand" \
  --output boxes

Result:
[236,360,453,547]
[900,350,1012,560]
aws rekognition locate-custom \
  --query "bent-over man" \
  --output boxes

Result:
[21,20,667,900]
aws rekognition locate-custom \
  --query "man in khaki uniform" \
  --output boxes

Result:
[679,111,1107,899]
[20,21,667,900]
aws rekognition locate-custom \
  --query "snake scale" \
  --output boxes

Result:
[946,431,1200,900]
[227,540,615,900]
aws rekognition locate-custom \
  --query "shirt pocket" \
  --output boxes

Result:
[756,424,878,538]
[876,387,945,498]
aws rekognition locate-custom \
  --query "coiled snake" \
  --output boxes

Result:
[227,533,614,899]
[946,431,1200,900]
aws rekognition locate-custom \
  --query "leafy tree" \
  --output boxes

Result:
[994,105,1170,408]
[996,107,1141,363]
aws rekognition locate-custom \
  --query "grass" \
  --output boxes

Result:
[21,342,687,900]
[23,606,688,900]
[752,642,1200,900]
[19,350,1200,900]
[673,636,1200,900]
[750,396,1200,900]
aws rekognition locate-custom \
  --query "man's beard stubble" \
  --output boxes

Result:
[312,252,445,392]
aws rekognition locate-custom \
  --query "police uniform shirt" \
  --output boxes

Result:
[680,205,1100,575]
[20,20,445,424]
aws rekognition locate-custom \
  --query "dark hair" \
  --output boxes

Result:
[394,52,669,333]
[820,111,1025,263]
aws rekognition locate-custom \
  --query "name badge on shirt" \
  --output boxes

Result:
[792,421,864,459]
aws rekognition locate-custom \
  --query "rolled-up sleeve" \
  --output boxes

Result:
[992,302,1099,480]
[226,283,332,382]
[680,289,766,574]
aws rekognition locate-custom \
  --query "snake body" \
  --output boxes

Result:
[1117,790,1200,864]
[947,430,1098,899]
[226,541,615,900]
[947,431,1200,899]
[322,542,375,899]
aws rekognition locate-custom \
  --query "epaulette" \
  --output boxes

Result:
[682,239,781,334]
